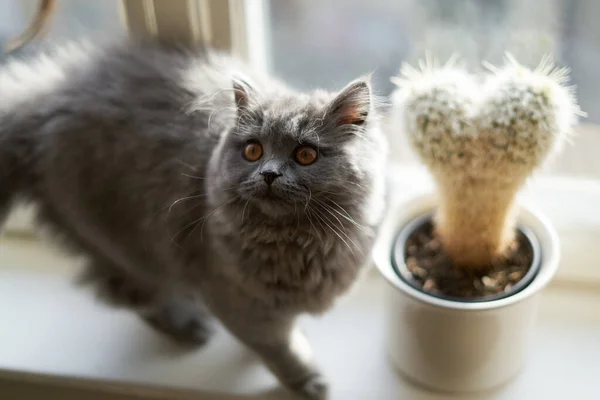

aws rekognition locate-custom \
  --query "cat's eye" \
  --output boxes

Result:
[243,141,263,162]
[295,146,318,166]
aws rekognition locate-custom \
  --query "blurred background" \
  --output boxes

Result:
[0,0,598,174]
[0,0,122,46]
[1,0,598,122]
[267,0,599,124]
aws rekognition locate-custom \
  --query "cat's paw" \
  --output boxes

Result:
[143,303,215,347]
[288,374,329,400]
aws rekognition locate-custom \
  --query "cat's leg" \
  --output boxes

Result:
[141,292,215,346]
[262,328,328,400]
[82,260,214,346]
[213,308,327,400]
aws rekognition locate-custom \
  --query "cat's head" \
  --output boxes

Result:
[208,77,385,220]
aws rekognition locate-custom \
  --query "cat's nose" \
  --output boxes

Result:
[261,171,282,186]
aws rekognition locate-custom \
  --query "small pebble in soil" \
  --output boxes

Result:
[481,276,495,289]
[491,271,508,286]
[425,239,441,252]
[508,271,523,281]
[406,257,418,269]
[412,266,428,279]
[403,221,534,300]
[423,279,436,291]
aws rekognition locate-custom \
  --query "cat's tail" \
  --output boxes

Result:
[0,46,68,231]
[0,112,38,231]
[1,137,23,230]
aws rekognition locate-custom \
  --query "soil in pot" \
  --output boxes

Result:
[403,220,534,299]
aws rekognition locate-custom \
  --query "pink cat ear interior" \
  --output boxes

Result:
[329,79,371,127]
[232,79,251,110]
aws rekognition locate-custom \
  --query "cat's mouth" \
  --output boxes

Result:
[246,186,298,216]
[263,186,281,197]
[255,183,285,200]
[257,189,287,203]
[239,181,301,216]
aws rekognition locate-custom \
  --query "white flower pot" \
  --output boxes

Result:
[373,192,560,393]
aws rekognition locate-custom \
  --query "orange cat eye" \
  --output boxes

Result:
[295,146,318,166]
[243,141,263,162]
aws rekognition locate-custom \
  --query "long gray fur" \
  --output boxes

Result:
[0,38,387,399]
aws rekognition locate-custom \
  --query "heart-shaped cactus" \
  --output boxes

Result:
[392,55,583,269]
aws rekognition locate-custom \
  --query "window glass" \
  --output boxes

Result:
[266,0,600,126]
[0,0,123,58]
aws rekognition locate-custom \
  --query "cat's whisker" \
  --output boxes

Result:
[175,159,197,171]
[241,198,251,223]
[312,205,349,240]
[304,189,364,251]
[168,184,242,215]
[149,193,205,244]
[168,193,206,213]
[339,180,367,190]
[312,199,346,233]
[208,105,236,130]
[293,201,301,235]
[304,206,322,241]
[320,196,352,218]
[311,202,363,254]
[187,88,239,114]
[170,195,239,244]
[197,195,242,242]
[181,172,206,180]
[311,206,359,256]
[319,196,372,237]
[326,182,355,195]
[304,187,312,211]
[165,190,235,248]
[317,181,366,195]
[310,209,325,241]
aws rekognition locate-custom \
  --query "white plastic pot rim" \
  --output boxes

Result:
[373,192,561,311]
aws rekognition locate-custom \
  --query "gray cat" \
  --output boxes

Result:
[0,38,386,399]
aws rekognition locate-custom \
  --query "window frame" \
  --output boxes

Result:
[120,0,269,70]
[1,0,598,293]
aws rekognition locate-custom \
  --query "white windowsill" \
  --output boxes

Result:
[1,166,599,399]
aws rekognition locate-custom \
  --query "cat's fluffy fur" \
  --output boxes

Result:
[0,38,386,399]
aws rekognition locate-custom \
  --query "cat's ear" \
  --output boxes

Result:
[232,78,254,113]
[327,78,372,127]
